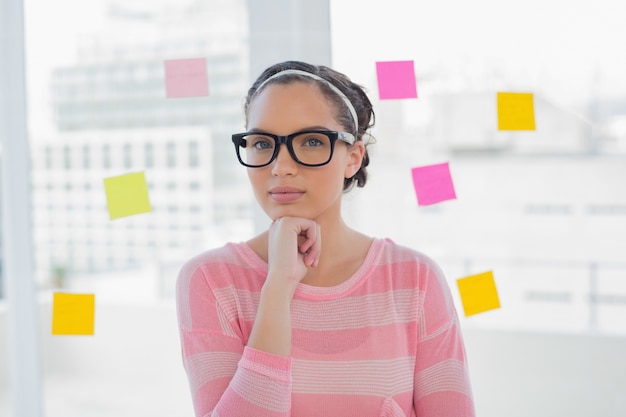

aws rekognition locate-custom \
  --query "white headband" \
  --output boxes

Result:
[255,69,359,132]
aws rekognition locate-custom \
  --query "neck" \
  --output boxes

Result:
[302,214,371,287]
[316,216,352,256]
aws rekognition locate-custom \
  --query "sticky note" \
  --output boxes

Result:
[103,172,152,220]
[457,271,501,317]
[497,92,535,130]
[52,293,95,335]
[375,60,418,100]
[164,58,209,98]
[411,162,456,206]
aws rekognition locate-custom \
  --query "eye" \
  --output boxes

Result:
[296,133,331,147]
[303,137,324,147]
[247,136,274,150]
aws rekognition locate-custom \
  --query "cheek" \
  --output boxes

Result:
[322,162,349,192]
[247,169,265,194]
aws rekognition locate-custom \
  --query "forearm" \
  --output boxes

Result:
[183,339,292,417]
[247,280,295,357]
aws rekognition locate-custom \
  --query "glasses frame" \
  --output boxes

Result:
[231,130,355,168]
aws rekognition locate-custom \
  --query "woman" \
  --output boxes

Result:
[176,61,475,416]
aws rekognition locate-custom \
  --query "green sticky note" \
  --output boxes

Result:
[52,293,95,336]
[497,92,536,130]
[457,270,501,316]
[103,172,152,220]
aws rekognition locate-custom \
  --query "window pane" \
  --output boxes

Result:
[331,2,626,415]
[123,143,132,169]
[102,144,111,169]
[22,0,253,415]
[82,145,90,169]
[166,142,176,168]
[189,140,199,167]
[331,0,626,337]
[144,143,154,168]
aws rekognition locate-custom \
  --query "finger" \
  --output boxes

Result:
[303,224,322,267]
[297,220,319,254]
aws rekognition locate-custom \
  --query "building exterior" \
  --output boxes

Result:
[30,0,252,286]
[31,127,219,282]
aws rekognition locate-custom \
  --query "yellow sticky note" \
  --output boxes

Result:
[497,92,536,130]
[103,172,152,220]
[52,293,95,335]
[456,270,500,316]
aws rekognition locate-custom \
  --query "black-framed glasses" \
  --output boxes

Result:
[231,130,355,168]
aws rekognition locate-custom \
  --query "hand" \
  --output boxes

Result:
[266,217,321,289]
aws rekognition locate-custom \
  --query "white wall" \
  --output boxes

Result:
[464,328,626,417]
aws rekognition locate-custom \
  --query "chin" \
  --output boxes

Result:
[265,205,315,221]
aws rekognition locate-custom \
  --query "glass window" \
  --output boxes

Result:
[331,0,626,338]
[166,142,176,168]
[17,1,252,415]
[102,144,111,169]
[63,145,71,170]
[123,143,132,169]
[145,143,154,168]
[45,146,53,169]
[189,140,199,167]
[82,144,90,169]
[12,1,625,416]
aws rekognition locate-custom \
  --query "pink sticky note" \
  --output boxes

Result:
[164,58,209,98]
[411,162,457,206]
[376,60,418,100]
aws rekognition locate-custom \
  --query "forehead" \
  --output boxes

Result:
[246,81,342,132]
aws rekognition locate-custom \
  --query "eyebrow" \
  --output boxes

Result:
[247,125,333,134]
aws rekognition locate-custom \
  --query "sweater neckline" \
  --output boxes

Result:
[230,238,385,299]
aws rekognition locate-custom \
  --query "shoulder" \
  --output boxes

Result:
[177,243,249,287]
[176,243,262,332]
[178,243,239,275]
[177,244,232,281]
[177,242,266,291]
[372,238,451,295]
[376,238,444,274]
[379,239,459,325]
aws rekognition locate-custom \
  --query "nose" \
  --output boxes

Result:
[270,144,298,176]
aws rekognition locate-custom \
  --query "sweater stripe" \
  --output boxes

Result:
[414,358,472,399]
[292,357,415,396]
[214,287,424,331]
[185,351,240,394]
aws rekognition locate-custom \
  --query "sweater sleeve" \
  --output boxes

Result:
[413,259,475,416]
[176,255,293,417]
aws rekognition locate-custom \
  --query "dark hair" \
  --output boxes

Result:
[244,61,375,191]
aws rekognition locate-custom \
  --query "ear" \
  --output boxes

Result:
[344,141,365,179]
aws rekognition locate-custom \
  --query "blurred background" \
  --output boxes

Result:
[1,0,625,416]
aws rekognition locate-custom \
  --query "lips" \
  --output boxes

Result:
[269,186,305,203]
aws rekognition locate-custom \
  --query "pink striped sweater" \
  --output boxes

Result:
[176,238,475,416]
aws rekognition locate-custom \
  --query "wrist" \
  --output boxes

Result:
[261,275,298,301]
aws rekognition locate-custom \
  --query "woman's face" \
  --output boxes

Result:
[245,81,364,222]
